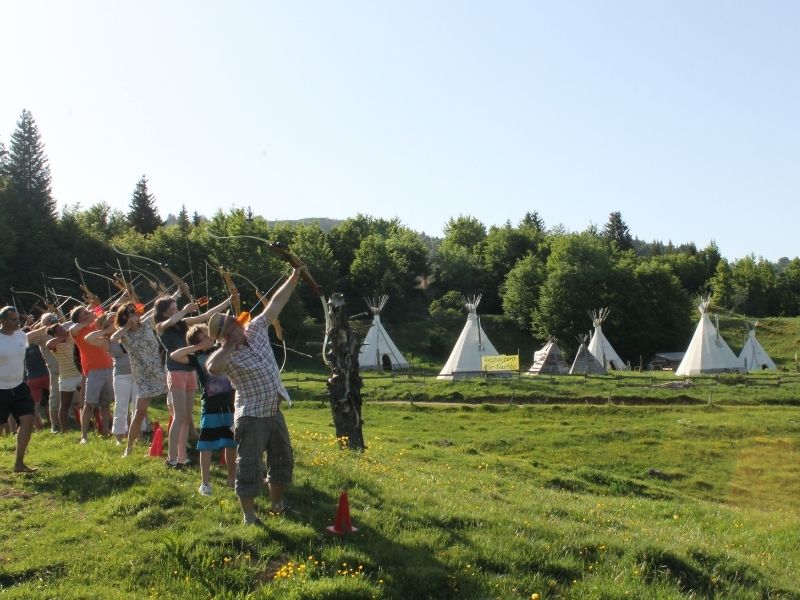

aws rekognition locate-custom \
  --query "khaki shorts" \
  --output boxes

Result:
[84,368,113,407]
[233,411,294,497]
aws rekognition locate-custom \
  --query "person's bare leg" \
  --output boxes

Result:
[13,415,35,472]
[58,391,72,432]
[168,388,188,463]
[124,397,150,455]
[268,482,286,511]
[32,402,44,431]
[100,406,112,436]
[177,420,190,463]
[239,496,259,523]
[199,451,211,485]
[225,447,237,486]
[80,404,92,442]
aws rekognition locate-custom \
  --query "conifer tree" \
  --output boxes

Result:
[127,175,162,234]
[602,211,634,251]
[5,109,56,221]
[0,111,59,292]
[520,211,545,232]
[177,204,191,234]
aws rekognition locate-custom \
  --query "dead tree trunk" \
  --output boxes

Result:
[325,293,365,450]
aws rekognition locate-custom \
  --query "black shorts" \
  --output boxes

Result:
[0,382,35,423]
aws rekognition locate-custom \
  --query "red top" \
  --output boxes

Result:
[72,324,113,375]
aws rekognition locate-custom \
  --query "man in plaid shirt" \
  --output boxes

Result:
[207,266,302,525]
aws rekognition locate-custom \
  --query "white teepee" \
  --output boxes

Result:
[527,337,569,375]
[358,296,409,371]
[739,322,777,372]
[437,295,502,380]
[675,298,741,376]
[587,308,627,370]
[570,334,607,374]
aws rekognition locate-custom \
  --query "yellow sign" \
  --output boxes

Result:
[481,355,519,371]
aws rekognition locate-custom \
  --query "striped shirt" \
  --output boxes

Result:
[51,338,81,380]
[225,313,290,419]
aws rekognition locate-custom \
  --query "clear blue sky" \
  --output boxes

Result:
[2,1,798,261]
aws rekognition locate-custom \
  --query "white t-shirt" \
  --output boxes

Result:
[0,330,29,389]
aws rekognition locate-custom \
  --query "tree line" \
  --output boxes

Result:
[2,109,799,363]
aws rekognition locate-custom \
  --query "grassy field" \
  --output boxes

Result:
[2,397,799,599]
[1,314,798,598]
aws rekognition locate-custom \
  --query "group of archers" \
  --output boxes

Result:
[0,264,306,525]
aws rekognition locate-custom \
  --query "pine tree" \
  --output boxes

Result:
[0,112,59,293]
[520,211,545,232]
[177,204,191,234]
[127,175,162,234]
[192,211,203,227]
[602,211,634,251]
[6,109,56,221]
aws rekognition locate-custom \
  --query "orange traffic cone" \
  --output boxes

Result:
[149,422,164,457]
[326,491,358,535]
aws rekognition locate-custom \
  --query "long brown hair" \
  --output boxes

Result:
[114,303,137,328]
[155,296,187,334]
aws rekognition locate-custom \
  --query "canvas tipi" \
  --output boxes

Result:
[358,296,409,371]
[527,337,569,375]
[569,334,607,375]
[587,308,627,370]
[437,295,502,380]
[675,298,741,376]
[739,321,777,372]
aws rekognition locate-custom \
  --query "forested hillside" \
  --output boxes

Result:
[2,109,799,364]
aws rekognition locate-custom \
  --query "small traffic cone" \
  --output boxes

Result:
[148,422,163,457]
[326,491,358,535]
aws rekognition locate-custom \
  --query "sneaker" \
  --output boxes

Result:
[79,437,88,445]
[165,459,179,468]
[198,483,212,496]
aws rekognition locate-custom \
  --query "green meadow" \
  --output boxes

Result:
[2,396,799,599]
[2,315,799,598]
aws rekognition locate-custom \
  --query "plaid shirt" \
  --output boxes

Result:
[225,313,290,419]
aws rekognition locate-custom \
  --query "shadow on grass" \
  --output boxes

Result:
[0,562,66,588]
[635,546,796,597]
[158,482,491,600]
[28,470,140,501]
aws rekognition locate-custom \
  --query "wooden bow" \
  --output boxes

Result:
[215,264,241,317]
[111,245,206,308]
[208,232,331,367]
[74,259,103,307]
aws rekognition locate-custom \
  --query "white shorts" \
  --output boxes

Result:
[59,375,83,393]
